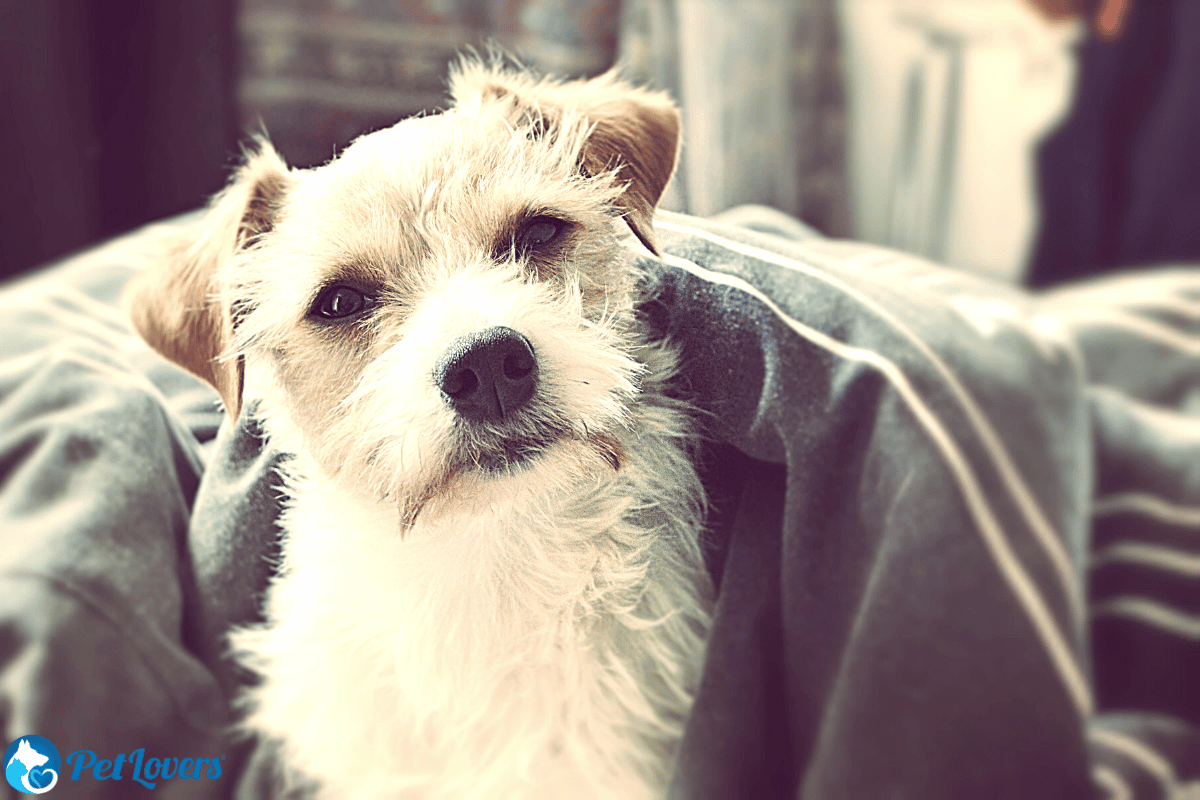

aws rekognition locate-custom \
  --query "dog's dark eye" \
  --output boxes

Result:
[312,285,369,320]
[518,216,563,251]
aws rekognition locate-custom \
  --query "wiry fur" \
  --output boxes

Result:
[128,57,711,799]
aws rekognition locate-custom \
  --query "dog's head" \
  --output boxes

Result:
[127,60,681,523]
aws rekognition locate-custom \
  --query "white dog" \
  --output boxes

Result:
[128,59,713,799]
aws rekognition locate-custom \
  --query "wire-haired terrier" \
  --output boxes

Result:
[128,58,713,798]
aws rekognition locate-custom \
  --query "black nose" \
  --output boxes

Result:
[433,326,538,423]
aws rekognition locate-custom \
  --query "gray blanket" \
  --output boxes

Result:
[1,208,1197,799]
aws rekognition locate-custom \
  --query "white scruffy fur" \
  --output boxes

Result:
[127,57,712,799]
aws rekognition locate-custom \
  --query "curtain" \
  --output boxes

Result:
[1,0,850,279]
[0,0,238,281]
[620,0,850,236]
[237,0,621,169]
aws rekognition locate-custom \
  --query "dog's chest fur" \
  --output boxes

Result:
[233,389,711,799]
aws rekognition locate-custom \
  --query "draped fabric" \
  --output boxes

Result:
[2,208,1198,797]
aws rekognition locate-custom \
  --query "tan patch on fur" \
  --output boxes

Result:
[275,322,376,446]
[125,236,244,413]
[125,142,293,419]
[588,432,625,472]
[577,100,679,257]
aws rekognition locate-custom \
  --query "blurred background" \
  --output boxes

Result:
[1,0,1194,287]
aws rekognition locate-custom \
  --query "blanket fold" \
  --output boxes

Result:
[2,210,1197,798]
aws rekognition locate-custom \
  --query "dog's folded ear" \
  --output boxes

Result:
[573,86,679,258]
[125,142,291,420]
[451,63,681,257]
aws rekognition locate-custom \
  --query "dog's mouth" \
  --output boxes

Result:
[466,427,560,473]
[445,402,629,474]
[446,404,587,473]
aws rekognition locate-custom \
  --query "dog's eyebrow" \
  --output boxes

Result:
[316,260,389,294]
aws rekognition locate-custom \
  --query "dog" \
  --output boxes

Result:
[127,58,713,798]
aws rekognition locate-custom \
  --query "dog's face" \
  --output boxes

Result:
[128,62,681,524]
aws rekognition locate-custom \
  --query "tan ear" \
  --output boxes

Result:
[451,64,681,256]
[575,92,679,257]
[125,142,291,420]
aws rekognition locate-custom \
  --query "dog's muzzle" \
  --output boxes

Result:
[433,326,538,423]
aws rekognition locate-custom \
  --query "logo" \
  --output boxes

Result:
[5,737,227,793]
[4,736,61,795]
[64,748,224,789]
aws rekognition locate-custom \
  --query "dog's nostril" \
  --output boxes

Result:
[503,353,533,380]
[442,368,479,398]
[432,326,538,423]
